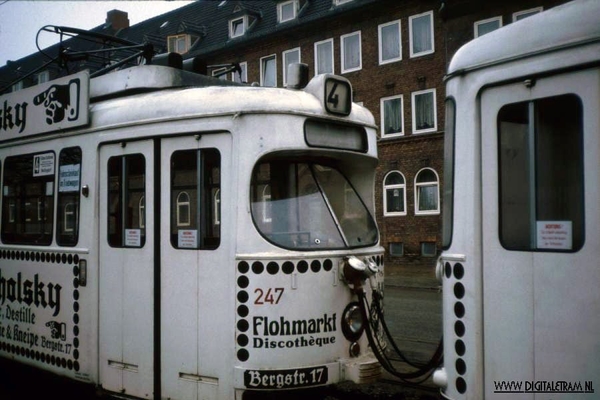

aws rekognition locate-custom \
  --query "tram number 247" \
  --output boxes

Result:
[254,288,284,305]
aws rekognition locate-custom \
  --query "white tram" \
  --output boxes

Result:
[434,0,600,398]
[0,64,384,399]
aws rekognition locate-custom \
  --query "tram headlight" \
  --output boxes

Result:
[342,302,365,342]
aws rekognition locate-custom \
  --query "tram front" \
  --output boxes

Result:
[232,72,385,396]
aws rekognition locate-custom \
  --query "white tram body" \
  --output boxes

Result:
[435,0,600,398]
[0,65,384,399]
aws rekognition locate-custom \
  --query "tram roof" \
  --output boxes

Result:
[447,0,600,78]
[89,65,375,127]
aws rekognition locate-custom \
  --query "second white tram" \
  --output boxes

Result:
[0,64,384,399]
[434,0,600,398]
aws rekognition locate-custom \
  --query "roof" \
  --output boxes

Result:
[447,0,600,76]
[0,0,384,91]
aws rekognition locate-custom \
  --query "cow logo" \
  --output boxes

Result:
[33,78,80,126]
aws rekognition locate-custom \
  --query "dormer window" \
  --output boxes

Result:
[168,34,191,54]
[229,16,247,38]
[278,0,298,23]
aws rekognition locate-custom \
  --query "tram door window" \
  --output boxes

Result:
[170,149,220,249]
[57,147,82,246]
[107,154,146,248]
[2,152,55,245]
[498,94,584,251]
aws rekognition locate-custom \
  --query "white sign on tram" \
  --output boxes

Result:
[0,70,90,141]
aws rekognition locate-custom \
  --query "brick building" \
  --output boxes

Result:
[0,0,569,282]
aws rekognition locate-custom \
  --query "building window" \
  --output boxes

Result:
[381,95,404,136]
[278,0,298,23]
[168,34,190,54]
[513,7,543,22]
[260,54,277,87]
[341,31,361,73]
[283,48,301,87]
[214,189,221,226]
[415,168,439,215]
[421,242,437,257]
[389,242,404,257]
[383,171,406,216]
[474,16,502,38]
[412,88,437,133]
[36,70,50,84]
[409,11,434,58]
[379,20,402,65]
[11,81,23,92]
[315,38,334,75]
[232,62,247,83]
[229,16,246,38]
[176,192,191,226]
[212,68,229,80]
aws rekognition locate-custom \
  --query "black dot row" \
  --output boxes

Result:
[0,342,80,371]
[237,259,335,276]
[0,250,80,265]
[446,262,467,395]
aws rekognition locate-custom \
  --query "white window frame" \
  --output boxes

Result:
[212,67,229,80]
[411,88,437,134]
[260,54,277,87]
[232,61,248,83]
[229,16,247,38]
[283,48,301,87]
[380,94,404,137]
[177,191,191,226]
[474,16,502,38]
[262,185,272,223]
[12,81,23,92]
[139,195,145,229]
[414,168,440,215]
[278,0,298,23]
[378,20,402,65]
[214,189,221,226]
[314,38,334,75]
[340,31,362,74]
[36,70,50,85]
[513,7,543,22]
[409,10,434,58]
[383,171,407,217]
[168,34,190,54]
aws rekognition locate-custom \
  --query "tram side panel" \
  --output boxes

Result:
[0,138,99,386]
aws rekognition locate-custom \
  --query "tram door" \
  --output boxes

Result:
[160,133,231,400]
[99,140,156,398]
[480,70,600,398]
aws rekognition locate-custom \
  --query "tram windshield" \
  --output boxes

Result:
[251,160,378,250]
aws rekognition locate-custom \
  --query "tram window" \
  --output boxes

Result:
[498,94,583,251]
[57,147,82,246]
[170,149,221,249]
[2,152,55,245]
[251,160,377,250]
[107,154,146,248]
